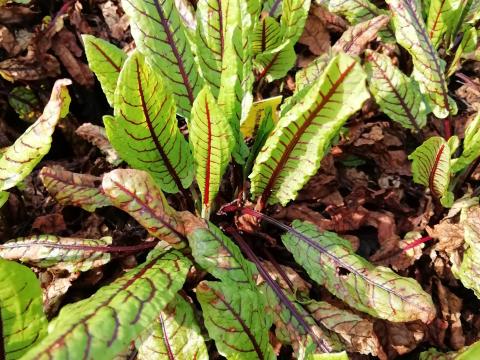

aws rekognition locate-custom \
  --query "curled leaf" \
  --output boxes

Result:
[107,50,194,193]
[281,220,436,322]
[0,235,112,272]
[0,79,71,191]
[0,259,48,359]
[23,249,191,360]
[409,136,453,206]
[137,294,208,360]
[40,165,111,212]
[75,123,122,166]
[196,281,276,360]
[102,169,185,247]
[82,35,127,106]
[451,112,480,173]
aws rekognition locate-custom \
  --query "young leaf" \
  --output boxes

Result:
[137,294,208,360]
[386,0,456,118]
[75,123,122,166]
[447,26,478,78]
[195,0,228,97]
[254,42,297,82]
[107,50,194,193]
[365,50,428,131]
[82,35,127,107]
[332,15,390,56]
[122,0,202,117]
[8,86,41,122]
[426,0,463,48]
[252,16,282,55]
[180,213,257,285]
[22,249,191,360]
[0,235,112,272]
[409,136,453,206]
[189,86,234,218]
[280,0,311,45]
[281,220,436,322]
[328,0,395,41]
[102,169,186,247]
[451,112,480,173]
[40,165,111,212]
[0,79,71,191]
[196,281,276,360]
[240,96,282,138]
[0,259,47,359]
[250,53,369,207]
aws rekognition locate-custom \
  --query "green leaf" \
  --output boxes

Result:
[451,111,480,173]
[82,35,127,107]
[295,53,331,91]
[0,235,112,272]
[409,136,453,205]
[0,191,9,207]
[122,0,202,117]
[365,50,428,131]
[250,53,369,207]
[252,16,282,55]
[40,165,111,212]
[8,86,41,122]
[190,86,234,218]
[426,0,463,48]
[196,281,276,360]
[263,0,282,16]
[254,42,297,82]
[386,0,456,118]
[137,294,208,360]
[240,95,282,138]
[75,123,122,166]
[281,220,436,322]
[22,249,191,360]
[0,259,47,359]
[0,79,71,191]
[328,0,395,41]
[102,169,186,247]
[447,26,478,78]
[280,0,311,45]
[107,50,194,193]
[311,352,349,360]
[466,0,480,23]
[195,0,228,97]
[181,213,257,285]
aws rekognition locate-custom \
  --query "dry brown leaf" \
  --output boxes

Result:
[375,321,426,357]
[40,270,80,315]
[332,15,390,56]
[299,13,331,55]
[256,260,311,295]
[0,5,37,25]
[75,123,122,165]
[32,213,67,233]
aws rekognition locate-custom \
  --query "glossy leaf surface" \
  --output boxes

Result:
[40,165,111,212]
[102,169,185,247]
[0,259,47,359]
[137,294,208,360]
[107,51,194,193]
[281,220,436,322]
[0,79,71,191]
[82,35,126,106]
[23,249,191,360]
[189,86,234,218]
[122,0,201,117]
[250,53,369,206]
[197,281,276,360]
[0,235,112,272]
[365,50,427,131]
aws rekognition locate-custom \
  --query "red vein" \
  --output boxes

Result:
[90,41,122,72]
[259,61,356,208]
[204,98,212,206]
[428,0,447,41]
[159,313,176,360]
[256,52,280,83]
[429,144,445,198]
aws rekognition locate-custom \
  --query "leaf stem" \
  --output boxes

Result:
[402,236,433,252]
[224,226,331,353]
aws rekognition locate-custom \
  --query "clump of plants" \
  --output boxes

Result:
[0,0,480,358]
